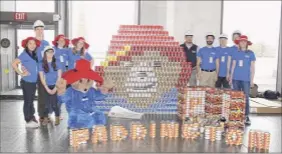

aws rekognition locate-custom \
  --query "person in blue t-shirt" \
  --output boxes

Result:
[39,46,62,126]
[196,33,219,87]
[12,37,41,128]
[68,37,94,70]
[52,34,71,72]
[230,35,256,125]
[228,30,242,75]
[215,34,232,88]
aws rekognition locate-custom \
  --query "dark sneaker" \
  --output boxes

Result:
[39,117,44,123]
[245,116,251,125]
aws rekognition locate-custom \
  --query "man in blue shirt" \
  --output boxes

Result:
[180,31,199,86]
[196,33,219,87]
[215,34,232,88]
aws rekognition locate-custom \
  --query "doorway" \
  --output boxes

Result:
[16,25,55,87]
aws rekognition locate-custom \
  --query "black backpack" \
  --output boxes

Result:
[263,90,281,100]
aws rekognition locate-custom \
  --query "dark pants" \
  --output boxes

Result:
[44,85,60,117]
[215,77,230,88]
[37,79,46,118]
[232,80,250,116]
[21,80,37,122]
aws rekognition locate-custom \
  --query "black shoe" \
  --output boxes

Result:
[245,116,251,125]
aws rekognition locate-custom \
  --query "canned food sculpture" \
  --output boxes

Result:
[149,121,156,138]
[130,122,147,140]
[225,129,243,145]
[226,91,245,128]
[94,25,192,113]
[205,89,223,118]
[69,128,89,147]
[92,125,108,144]
[181,122,200,139]
[160,121,179,138]
[110,124,128,141]
[248,130,270,150]
[204,126,223,141]
[177,87,209,120]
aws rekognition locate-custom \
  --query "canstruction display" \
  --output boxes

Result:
[181,122,201,139]
[149,121,156,138]
[130,122,147,140]
[92,125,108,144]
[225,129,243,145]
[177,87,209,120]
[69,129,89,147]
[110,123,128,141]
[160,121,179,138]
[226,91,245,128]
[205,88,223,118]
[204,126,223,141]
[248,130,270,150]
[94,25,192,113]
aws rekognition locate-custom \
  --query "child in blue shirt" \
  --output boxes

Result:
[52,34,71,72]
[38,46,62,126]
[12,37,41,128]
[230,35,256,125]
[68,37,94,70]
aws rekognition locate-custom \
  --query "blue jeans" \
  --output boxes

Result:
[232,80,250,116]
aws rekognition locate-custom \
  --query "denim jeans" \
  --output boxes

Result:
[232,80,250,116]
[21,80,37,122]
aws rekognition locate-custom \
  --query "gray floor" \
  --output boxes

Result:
[0,100,281,153]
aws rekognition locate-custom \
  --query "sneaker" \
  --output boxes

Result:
[39,117,44,122]
[55,116,60,126]
[26,121,39,128]
[42,117,49,126]
[245,116,251,125]
[32,117,38,123]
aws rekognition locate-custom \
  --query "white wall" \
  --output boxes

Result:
[0,0,15,11]
[140,1,222,47]
[277,7,282,93]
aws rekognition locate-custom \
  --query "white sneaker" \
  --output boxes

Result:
[26,121,39,128]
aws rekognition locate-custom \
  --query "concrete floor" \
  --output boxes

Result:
[0,100,281,153]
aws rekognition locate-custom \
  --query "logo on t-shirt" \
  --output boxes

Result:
[245,55,250,58]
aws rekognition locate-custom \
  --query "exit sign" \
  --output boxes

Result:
[13,12,27,21]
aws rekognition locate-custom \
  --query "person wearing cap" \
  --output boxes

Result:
[12,37,41,128]
[215,34,232,88]
[32,20,52,122]
[38,46,62,126]
[180,31,199,86]
[196,33,219,87]
[230,35,256,125]
[52,34,71,72]
[68,37,94,69]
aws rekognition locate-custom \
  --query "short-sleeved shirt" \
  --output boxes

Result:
[232,50,256,82]
[39,61,62,86]
[68,50,93,70]
[36,40,50,62]
[216,46,233,77]
[197,47,219,70]
[54,47,71,72]
[18,50,38,83]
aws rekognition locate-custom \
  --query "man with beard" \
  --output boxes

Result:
[196,33,219,87]
[180,31,199,86]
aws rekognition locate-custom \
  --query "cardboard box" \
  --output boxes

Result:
[250,99,281,114]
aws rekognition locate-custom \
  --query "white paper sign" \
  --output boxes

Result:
[221,56,225,62]
[209,57,213,63]
[60,56,64,62]
[239,60,243,67]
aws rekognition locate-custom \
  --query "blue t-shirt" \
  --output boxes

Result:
[54,47,71,72]
[197,47,219,70]
[216,46,233,77]
[68,50,93,70]
[232,50,256,82]
[18,50,38,83]
[36,40,50,62]
[39,61,62,86]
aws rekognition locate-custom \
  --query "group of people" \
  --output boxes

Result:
[11,19,255,128]
[12,20,94,128]
[181,30,256,125]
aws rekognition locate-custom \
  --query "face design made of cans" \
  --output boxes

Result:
[95,25,192,112]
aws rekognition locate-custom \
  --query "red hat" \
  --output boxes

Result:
[52,34,70,46]
[234,35,252,45]
[71,37,90,49]
[62,59,103,84]
[21,37,40,48]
